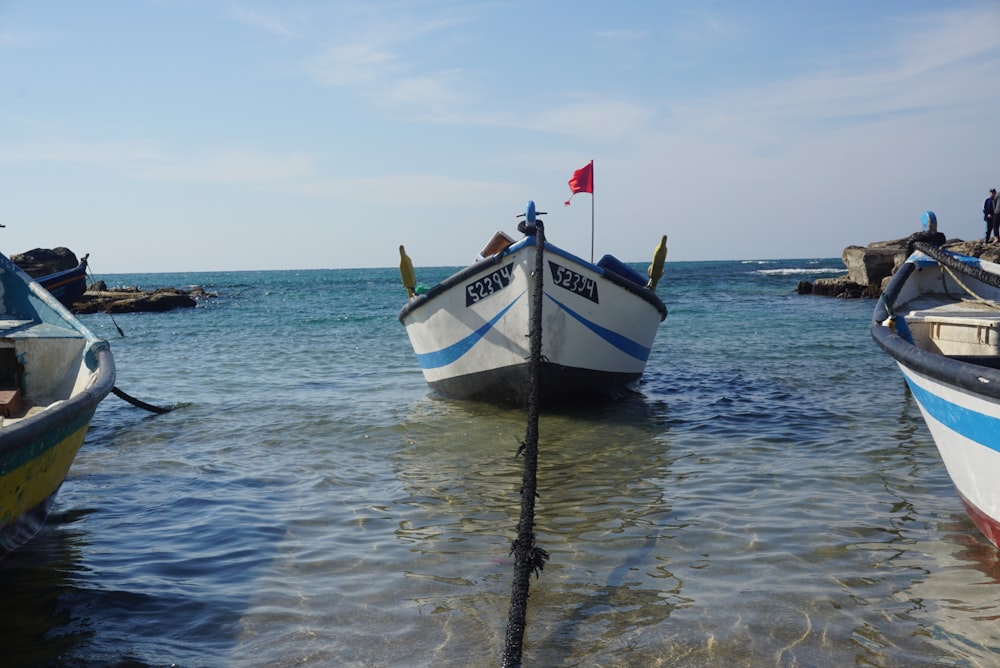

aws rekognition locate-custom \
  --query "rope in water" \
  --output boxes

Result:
[112,386,174,414]
[501,222,550,667]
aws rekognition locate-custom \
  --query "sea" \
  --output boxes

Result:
[3,257,1000,667]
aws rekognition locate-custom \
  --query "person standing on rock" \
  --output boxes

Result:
[986,188,997,243]
[993,188,1000,243]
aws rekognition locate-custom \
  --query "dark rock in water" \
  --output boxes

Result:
[72,286,204,314]
[805,276,880,299]
[11,247,78,278]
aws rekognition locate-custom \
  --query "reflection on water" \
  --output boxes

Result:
[388,397,684,666]
[0,510,90,666]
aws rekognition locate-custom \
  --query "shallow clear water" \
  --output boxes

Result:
[2,259,999,666]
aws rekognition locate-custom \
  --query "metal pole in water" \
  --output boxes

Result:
[501,221,550,667]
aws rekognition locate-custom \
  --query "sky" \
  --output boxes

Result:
[1,1,999,273]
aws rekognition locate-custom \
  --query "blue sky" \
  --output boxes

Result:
[1,1,998,273]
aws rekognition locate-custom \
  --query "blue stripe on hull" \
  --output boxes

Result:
[904,374,1000,454]
[416,293,524,370]
[415,289,651,371]
[543,292,651,362]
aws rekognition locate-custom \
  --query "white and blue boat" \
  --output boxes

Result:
[873,213,1000,548]
[398,202,667,405]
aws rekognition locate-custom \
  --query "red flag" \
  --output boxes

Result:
[564,160,593,205]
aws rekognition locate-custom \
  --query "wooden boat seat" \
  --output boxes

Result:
[0,389,21,418]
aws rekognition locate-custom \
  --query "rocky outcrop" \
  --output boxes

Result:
[842,242,908,286]
[798,234,1000,298]
[12,248,211,313]
[11,247,79,278]
[796,275,876,298]
[71,285,206,314]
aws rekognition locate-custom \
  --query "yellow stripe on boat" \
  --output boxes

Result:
[0,421,90,526]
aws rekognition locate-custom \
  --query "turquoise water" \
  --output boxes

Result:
[2,258,999,666]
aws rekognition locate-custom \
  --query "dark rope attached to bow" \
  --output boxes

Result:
[112,386,173,414]
[502,222,550,667]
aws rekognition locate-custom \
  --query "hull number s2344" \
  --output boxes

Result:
[549,260,599,304]
[466,263,514,306]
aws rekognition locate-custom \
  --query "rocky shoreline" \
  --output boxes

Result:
[12,247,212,314]
[70,283,210,314]
[796,233,1000,298]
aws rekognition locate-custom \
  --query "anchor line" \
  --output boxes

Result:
[502,222,550,667]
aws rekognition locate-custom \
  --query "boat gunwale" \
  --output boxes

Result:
[397,236,667,324]
[37,260,87,289]
[871,256,1000,401]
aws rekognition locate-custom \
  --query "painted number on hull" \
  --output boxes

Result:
[549,261,599,304]
[466,263,514,306]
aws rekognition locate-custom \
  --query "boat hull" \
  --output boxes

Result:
[38,259,88,307]
[0,253,115,553]
[399,236,666,404]
[0,416,93,551]
[873,249,1000,548]
[893,361,1000,547]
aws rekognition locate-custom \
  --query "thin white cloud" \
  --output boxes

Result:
[284,173,521,206]
[0,29,42,47]
[660,7,1000,150]
[233,4,482,121]
[596,29,648,40]
[136,150,319,184]
[305,43,397,87]
[524,99,658,142]
[227,7,297,40]
[0,140,159,163]
[0,139,320,188]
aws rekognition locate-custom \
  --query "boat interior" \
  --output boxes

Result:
[0,319,88,426]
[901,295,1000,367]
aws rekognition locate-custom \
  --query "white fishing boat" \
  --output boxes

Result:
[0,250,115,552]
[872,212,1000,548]
[398,201,667,404]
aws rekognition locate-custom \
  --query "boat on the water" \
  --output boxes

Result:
[37,254,89,307]
[872,212,1000,548]
[0,250,115,553]
[398,201,667,405]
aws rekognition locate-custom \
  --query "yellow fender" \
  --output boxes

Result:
[646,235,668,290]
[399,245,416,298]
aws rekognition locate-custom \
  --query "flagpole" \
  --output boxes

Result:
[590,159,595,263]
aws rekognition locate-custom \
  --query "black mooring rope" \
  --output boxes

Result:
[502,222,550,667]
[112,386,174,414]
